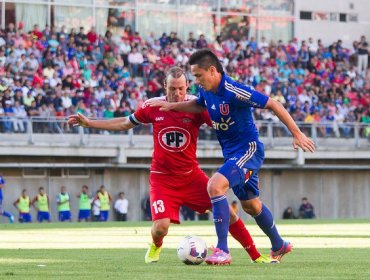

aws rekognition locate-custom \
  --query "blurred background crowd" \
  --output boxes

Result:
[0,23,368,137]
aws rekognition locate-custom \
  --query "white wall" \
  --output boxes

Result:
[294,0,370,47]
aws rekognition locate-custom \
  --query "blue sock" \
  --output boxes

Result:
[211,195,230,253]
[2,211,11,218]
[254,204,284,251]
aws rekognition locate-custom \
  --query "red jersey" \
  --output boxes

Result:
[130,96,212,175]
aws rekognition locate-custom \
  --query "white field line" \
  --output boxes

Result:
[0,224,370,249]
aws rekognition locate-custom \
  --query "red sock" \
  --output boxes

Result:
[152,234,164,248]
[229,218,261,261]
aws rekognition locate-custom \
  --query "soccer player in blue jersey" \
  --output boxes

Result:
[0,174,15,223]
[150,49,315,265]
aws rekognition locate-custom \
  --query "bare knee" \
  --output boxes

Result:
[207,173,229,197]
[241,198,262,216]
[152,219,170,237]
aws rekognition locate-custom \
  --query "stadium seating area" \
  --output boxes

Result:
[0,23,368,137]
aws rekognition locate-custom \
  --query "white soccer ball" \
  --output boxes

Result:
[177,235,208,265]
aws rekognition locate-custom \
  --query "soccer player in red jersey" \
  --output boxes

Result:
[68,66,275,264]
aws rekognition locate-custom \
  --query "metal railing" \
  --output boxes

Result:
[0,116,369,148]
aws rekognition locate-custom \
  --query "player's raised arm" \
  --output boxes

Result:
[67,113,136,131]
[147,98,205,113]
[264,98,315,153]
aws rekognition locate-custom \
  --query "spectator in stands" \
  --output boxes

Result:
[128,47,144,77]
[357,35,368,77]
[196,34,208,49]
[299,197,316,219]
[12,100,27,133]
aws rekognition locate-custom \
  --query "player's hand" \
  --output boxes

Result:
[67,113,90,128]
[146,99,172,111]
[293,131,315,153]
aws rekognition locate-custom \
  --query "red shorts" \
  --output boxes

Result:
[149,169,211,224]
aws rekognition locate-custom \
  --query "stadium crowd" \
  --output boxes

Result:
[0,23,368,137]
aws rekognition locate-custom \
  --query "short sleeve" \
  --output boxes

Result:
[227,82,268,108]
[195,89,206,107]
[130,102,152,124]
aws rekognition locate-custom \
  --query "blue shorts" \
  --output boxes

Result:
[100,210,109,222]
[37,211,50,222]
[19,213,32,223]
[58,211,71,222]
[78,209,90,220]
[218,141,264,201]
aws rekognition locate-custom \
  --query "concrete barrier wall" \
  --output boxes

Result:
[1,168,369,222]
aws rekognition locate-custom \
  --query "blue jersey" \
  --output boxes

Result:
[196,74,268,160]
[0,176,5,200]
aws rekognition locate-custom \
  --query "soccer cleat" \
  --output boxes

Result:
[253,254,279,264]
[8,215,14,223]
[270,241,293,262]
[145,243,162,263]
[205,247,232,265]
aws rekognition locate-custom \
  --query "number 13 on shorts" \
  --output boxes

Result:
[152,200,165,214]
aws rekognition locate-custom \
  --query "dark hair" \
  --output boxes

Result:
[188,48,224,73]
[164,66,188,85]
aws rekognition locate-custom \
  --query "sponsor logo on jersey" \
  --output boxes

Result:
[212,117,235,131]
[219,103,230,115]
[158,126,191,152]
[182,118,192,123]
[155,117,164,121]
[211,104,216,110]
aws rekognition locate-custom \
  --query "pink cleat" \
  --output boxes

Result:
[270,241,293,262]
[205,247,232,265]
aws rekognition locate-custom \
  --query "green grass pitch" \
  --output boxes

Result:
[1,248,370,280]
[0,220,369,280]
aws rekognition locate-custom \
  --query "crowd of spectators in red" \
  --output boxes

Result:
[0,23,368,137]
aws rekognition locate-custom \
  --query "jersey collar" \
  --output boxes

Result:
[215,73,227,95]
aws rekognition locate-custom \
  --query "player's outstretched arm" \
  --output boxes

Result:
[265,98,315,153]
[67,113,136,131]
[147,98,205,113]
